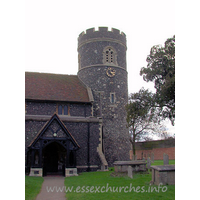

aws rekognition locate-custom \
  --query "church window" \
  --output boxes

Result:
[58,105,62,115]
[103,46,117,65]
[57,104,69,115]
[64,105,68,115]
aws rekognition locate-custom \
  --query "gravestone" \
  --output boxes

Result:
[151,165,175,185]
[147,157,151,169]
[113,161,147,172]
[163,153,169,165]
[151,152,154,163]
[132,154,137,161]
[128,166,133,178]
[135,165,139,172]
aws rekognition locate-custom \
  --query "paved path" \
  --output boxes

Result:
[36,176,66,200]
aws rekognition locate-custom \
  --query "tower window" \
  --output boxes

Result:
[110,93,115,103]
[111,94,114,103]
[103,46,117,65]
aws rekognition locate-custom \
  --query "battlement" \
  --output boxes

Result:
[78,27,126,47]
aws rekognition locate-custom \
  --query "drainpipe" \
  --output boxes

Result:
[99,92,102,118]
[87,122,90,172]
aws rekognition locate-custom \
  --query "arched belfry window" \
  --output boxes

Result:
[103,46,118,65]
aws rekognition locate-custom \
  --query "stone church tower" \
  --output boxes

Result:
[77,27,130,165]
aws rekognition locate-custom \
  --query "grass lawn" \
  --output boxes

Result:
[25,176,44,200]
[64,160,175,200]
[151,160,175,165]
[151,160,175,166]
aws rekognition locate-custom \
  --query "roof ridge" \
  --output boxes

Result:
[25,71,77,76]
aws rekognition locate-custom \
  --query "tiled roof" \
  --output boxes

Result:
[25,72,90,102]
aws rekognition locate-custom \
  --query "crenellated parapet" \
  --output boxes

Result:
[78,27,126,49]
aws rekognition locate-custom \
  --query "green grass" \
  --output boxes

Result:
[151,160,175,166]
[24,160,175,200]
[25,176,44,200]
[64,160,175,200]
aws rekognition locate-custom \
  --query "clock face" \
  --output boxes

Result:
[106,67,116,77]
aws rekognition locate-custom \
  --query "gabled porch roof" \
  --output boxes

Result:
[28,113,80,149]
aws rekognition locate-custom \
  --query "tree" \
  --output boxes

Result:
[160,131,175,140]
[125,88,163,158]
[140,36,175,125]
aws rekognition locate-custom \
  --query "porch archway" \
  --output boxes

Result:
[43,142,66,176]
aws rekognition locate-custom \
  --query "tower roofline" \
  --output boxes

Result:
[78,27,126,48]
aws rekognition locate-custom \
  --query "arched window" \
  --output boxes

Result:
[64,105,68,115]
[103,46,117,65]
[58,105,62,115]
[57,104,69,115]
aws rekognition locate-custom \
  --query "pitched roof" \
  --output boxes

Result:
[25,72,90,102]
[28,113,80,149]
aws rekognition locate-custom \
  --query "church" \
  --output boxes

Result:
[25,27,130,176]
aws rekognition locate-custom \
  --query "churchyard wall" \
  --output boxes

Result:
[130,139,175,160]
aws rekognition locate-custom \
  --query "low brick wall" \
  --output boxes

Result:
[130,139,175,160]
[135,147,175,160]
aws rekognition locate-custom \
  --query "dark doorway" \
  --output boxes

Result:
[43,142,66,176]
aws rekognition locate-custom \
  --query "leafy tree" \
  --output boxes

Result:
[140,36,175,125]
[125,88,163,158]
[160,131,175,140]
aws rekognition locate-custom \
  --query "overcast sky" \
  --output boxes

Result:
[25,0,175,133]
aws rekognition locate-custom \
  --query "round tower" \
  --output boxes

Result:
[77,27,130,165]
